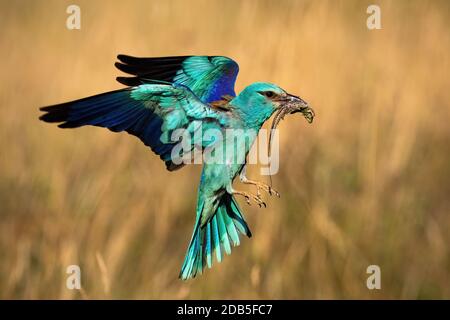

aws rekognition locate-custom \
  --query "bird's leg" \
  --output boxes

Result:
[232,190,267,208]
[242,178,280,198]
[239,166,280,198]
[226,183,266,208]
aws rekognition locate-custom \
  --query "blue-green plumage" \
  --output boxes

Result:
[40,55,314,280]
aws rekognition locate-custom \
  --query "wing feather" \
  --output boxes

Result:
[115,55,239,103]
[40,83,230,170]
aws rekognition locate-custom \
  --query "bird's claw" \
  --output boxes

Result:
[258,200,267,208]
[267,186,280,198]
[255,196,266,208]
[233,191,266,208]
[255,183,280,198]
[242,178,280,198]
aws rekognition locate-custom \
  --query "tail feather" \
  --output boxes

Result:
[205,223,212,268]
[211,215,222,263]
[179,193,251,280]
[216,207,232,254]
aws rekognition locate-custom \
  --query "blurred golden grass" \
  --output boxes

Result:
[0,0,449,299]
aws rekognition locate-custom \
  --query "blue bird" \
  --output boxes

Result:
[39,55,315,280]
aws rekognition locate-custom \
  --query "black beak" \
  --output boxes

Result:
[268,93,315,159]
[284,94,315,123]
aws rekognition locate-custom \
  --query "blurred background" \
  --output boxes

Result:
[0,0,449,299]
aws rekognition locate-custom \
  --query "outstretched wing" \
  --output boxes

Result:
[115,55,239,103]
[40,83,230,170]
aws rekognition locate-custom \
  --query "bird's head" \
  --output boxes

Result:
[233,82,315,127]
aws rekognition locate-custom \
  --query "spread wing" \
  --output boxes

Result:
[40,83,230,171]
[115,55,239,103]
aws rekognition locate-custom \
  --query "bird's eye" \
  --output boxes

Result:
[261,91,275,98]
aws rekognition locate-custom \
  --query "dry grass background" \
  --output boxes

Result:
[0,0,449,299]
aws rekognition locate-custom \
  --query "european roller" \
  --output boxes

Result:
[40,55,315,280]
